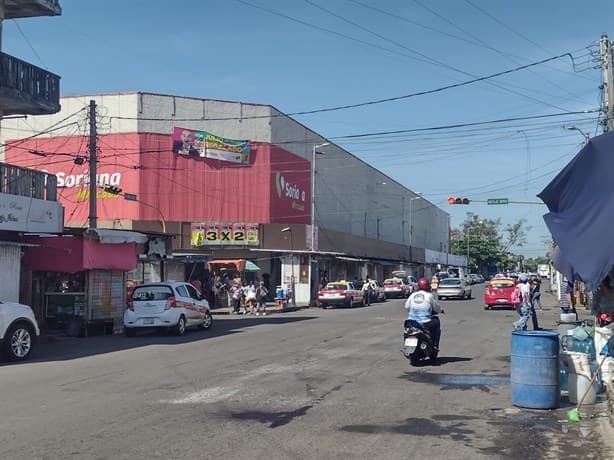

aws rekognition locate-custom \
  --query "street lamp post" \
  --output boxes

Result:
[311,142,330,251]
[281,227,295,307]
[564,126,590,145]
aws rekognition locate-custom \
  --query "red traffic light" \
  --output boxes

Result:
[447,196,470,205]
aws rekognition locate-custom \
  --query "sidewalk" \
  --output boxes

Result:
[539,290,614,453]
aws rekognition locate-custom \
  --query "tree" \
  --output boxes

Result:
[450,213,533,274]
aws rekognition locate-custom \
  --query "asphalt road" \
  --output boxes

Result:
[0,285,611,459]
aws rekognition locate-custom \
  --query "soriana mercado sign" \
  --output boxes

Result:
[191,222,259,247]
[172,127,251,165]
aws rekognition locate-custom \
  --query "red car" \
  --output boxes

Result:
[484,278,516,310]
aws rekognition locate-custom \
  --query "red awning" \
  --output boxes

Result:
[22,235,138,273]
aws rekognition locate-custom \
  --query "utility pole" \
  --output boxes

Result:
[600,34,614,132]
[88,100,97,228]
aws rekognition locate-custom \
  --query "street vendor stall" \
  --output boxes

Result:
[22,229,147,335]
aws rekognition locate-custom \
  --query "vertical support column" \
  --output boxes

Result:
[600,35,614,132]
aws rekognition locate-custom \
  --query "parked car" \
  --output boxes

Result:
[369,280,386,302]
[437,278,472,300]
[484,278,517,310]
[0,300,40,361]
[383,278,410,298]
[318,281,363,308]
[123,281,212,336]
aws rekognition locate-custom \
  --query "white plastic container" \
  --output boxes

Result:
[561,352,597,405]
[560,312,577,323]
[595,324,614,389]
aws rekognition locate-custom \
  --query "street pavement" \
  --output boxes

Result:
[0,284,612,459]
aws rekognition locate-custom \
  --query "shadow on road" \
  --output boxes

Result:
[1,315,317,366]
[431,356,473,365]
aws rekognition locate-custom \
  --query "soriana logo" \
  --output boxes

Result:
[275,171,306,211]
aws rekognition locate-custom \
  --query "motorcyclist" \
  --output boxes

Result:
[404,277,442,349]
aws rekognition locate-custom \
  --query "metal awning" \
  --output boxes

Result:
[336,256,368,262]
[369,259,399,266]
[86,228,148,244]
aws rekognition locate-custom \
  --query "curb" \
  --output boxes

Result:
[210,305,312,315]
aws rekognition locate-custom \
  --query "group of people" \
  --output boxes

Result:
[512,275,543,331]
[227,280,270,316]
[188,271,271,316]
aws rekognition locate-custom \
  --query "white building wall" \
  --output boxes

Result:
[0,93,140,155]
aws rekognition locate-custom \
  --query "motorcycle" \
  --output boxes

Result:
[401,317,440,366]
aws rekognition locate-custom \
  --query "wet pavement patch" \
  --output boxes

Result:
[340,417,475,441]
[228,384,343,429]
[401,372,509,392]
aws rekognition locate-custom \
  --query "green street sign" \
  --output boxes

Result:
[487,198,509,205]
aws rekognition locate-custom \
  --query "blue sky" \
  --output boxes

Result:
[3,0,613,257]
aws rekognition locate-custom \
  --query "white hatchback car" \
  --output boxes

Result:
[0,300,40,361]
[123,282,212,336]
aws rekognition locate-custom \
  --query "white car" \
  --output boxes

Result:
[0,300,40,361]
[123,282,212,336]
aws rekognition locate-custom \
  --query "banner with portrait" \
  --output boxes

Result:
[172,127,251,165]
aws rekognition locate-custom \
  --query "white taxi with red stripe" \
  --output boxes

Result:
[123,281,212,336]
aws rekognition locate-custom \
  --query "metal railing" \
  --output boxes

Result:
[0,162,57,201]
[0,52,60,112]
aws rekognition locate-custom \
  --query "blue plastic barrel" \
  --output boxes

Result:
[275,287,284,299]
[510,330,560,409]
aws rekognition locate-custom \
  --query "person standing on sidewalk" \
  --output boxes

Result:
[255,281,269,316]
[558,275,578,319]
[362,277,372,306]
[229,282,243,315]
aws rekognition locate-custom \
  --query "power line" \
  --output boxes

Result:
[109,53,578,124]
[11,19,46,69]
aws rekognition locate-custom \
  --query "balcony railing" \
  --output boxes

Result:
[3,0,61,19]
[0,162,57,201]
[0,52,60,116]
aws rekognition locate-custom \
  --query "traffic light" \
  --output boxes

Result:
[103,185,122,195]
[447,196,470,205]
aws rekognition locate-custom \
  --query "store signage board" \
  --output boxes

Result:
[487,198,509,205]
[191,222,259,246]
[0,193,63,233]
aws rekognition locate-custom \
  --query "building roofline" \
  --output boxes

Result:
[59,91,272,109]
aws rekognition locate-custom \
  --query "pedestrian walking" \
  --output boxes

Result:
[513,275,539,331]
[255,281,269,316]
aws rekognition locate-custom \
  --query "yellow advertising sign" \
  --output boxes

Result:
[191,222,259,246]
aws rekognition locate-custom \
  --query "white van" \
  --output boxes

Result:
[447,267,467,282]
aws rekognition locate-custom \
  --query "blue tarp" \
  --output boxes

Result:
[538,131,614,290]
